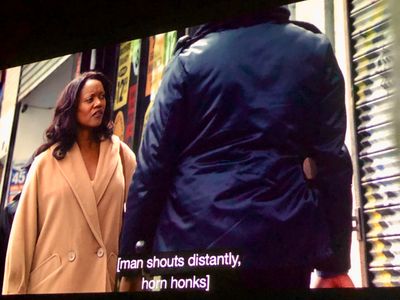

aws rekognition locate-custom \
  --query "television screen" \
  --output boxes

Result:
[0,0,399,298]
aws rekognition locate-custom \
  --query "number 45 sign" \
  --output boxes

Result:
[8,164,28,203]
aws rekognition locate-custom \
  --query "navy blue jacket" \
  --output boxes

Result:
[120,7,353,275]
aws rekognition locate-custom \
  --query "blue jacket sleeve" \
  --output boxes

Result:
[119,56,187,257]
[310,42,353,275]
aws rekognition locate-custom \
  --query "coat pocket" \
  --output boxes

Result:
[29,254,62,291]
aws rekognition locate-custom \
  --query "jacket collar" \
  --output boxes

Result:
[194,5,290,36]
[174,6,290,54]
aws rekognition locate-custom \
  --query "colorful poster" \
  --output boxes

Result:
[124,40,141,147]
[165,31,177,66]
[150,33,166,102]
[113,39,141,147]
[114,41,133,111]
[145,37,155,98]
[8,163,28,204]
[142,31,177,133]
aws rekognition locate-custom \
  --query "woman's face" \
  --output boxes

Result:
[76,79,106,129]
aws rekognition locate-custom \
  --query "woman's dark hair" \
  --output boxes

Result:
[35,71,114,160]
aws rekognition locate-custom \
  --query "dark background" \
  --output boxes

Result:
[0,0,293,70]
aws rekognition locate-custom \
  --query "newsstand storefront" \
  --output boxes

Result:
[348,0,400,287]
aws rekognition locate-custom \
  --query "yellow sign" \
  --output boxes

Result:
[151,34,166,102]
[142,31,177,134]
[114,41,132,111]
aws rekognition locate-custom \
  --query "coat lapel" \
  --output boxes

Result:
[93,136,119,205]
[55,143,104,246]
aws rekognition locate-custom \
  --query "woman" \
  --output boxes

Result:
[2,71,136,294]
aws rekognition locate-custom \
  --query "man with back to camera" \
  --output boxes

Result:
[119,5,354,290]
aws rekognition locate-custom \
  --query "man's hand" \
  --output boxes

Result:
[303,157,317,179]
[119,276,143,292]
[313,274,355,288]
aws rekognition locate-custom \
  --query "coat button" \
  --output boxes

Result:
[68,251,76,262]
[97,248,104,257]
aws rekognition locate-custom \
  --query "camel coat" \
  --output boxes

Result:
[2,135,136,294]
